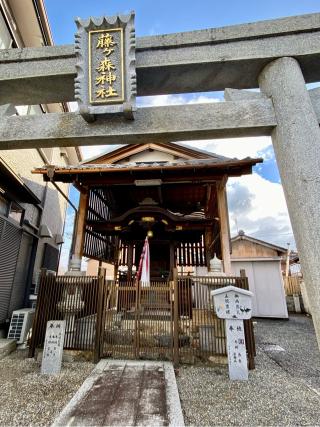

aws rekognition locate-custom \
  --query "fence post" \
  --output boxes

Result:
[94,269,106,363]
[173,268,179,367]
[240,270,256,369]
[134,280,141,359]
[28,269,47,358]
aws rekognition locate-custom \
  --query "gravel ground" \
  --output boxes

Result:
[1,315,319,426]
[177,314,320,426]
[0,349,94,426]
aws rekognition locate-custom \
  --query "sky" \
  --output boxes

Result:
[45,0,320,271]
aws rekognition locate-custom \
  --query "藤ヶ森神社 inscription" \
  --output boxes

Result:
[89,29,124,104]
[75,13,136,121]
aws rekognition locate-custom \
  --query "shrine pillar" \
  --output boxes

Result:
[126,243,134,281]
[259,57,320,348]
[216,180,232,275]
[69,190,88,272]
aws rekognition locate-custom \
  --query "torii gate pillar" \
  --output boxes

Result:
[259,57,320,345]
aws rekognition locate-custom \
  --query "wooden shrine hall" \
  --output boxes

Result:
[34,142,262,280]
[31,142,258,366]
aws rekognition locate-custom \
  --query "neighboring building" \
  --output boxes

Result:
[231,231,288,318]
[0,0,81,332]
[287,252,302,276]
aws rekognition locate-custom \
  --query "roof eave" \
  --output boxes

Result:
[33,157,263,177]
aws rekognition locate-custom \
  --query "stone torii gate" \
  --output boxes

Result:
[0,12,320,349]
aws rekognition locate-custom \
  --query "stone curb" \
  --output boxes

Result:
[52,359,184,427]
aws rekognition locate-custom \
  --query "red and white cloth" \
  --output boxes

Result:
[137,237,150,286]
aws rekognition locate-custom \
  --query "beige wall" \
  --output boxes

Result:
[86,259,114,279]
[0,1,80,281]
[1,144,71,275]
[231,239,279,258]
[117,150,174,164]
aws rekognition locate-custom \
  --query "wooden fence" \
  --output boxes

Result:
[29,271,255,369]
[29,273,102,357]
[283,275,302,296]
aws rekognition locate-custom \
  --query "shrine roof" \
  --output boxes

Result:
[34,156,262,176]
[81,142,231,165]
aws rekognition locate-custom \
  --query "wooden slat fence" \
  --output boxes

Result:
[100,281,173,361]
[29,272,101,357]
[176,234,207,267]
[176,275,255,368]
[283,275,302,295]
[29,271,255,369]
[83,188,115,262]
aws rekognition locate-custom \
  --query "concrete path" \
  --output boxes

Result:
[52,360,184,426]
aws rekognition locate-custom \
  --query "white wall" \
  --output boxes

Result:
[232,260,288,318]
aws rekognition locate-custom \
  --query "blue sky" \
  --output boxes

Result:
[46,0,320,43]
[46,1,320,271]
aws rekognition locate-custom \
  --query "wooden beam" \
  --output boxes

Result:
[205,184,217,218]
[73,190,88,259]
[204,226,213,269]
[217,180,232,275]
[127,243,133,280]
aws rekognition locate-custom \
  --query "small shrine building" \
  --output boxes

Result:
[34,142,262,280]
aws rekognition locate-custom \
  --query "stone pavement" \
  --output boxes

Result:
[52,360,184,426]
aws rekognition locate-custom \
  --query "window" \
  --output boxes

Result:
[8,202,24,225]
[0,11,13,49]
[0,194,8,216]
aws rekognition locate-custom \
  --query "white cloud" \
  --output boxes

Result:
[180,136,272,160]
[81,144,124,161]
[227,173,295,249]
[182,137,295,248]
[68,101,78,112]
[137,93,221,108]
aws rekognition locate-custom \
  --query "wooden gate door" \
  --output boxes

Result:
[100,280,173,360]
[137,281,173,360]
[98,276,255,367]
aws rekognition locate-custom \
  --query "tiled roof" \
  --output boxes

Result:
[34,156,262,174]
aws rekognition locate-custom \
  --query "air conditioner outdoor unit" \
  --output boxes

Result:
[7,308,35,344]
